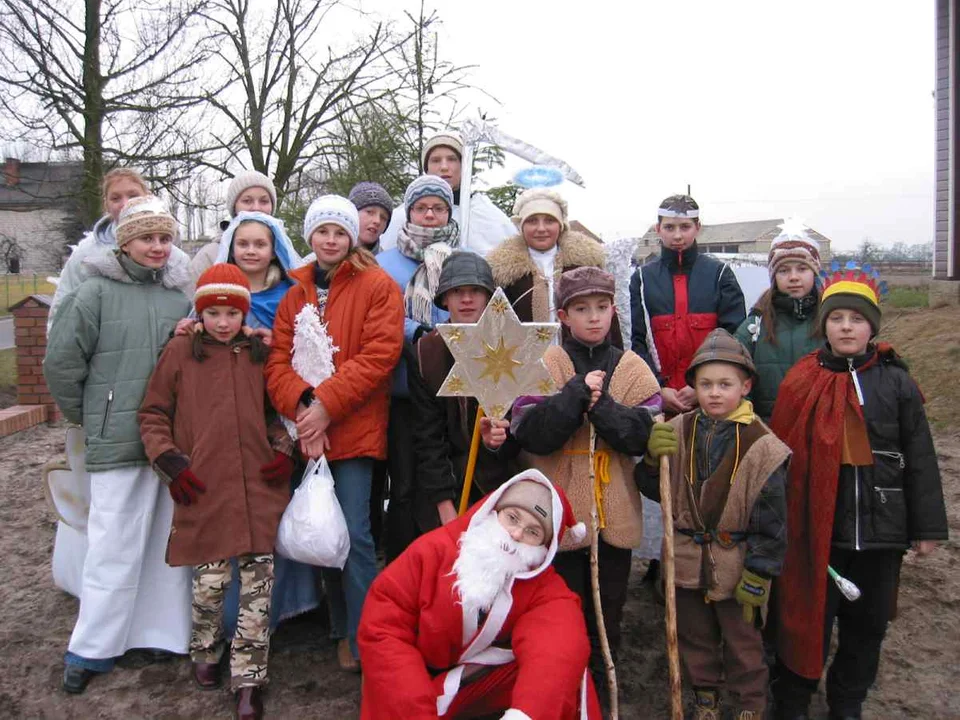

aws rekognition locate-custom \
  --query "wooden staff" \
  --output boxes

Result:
[659,452,683,720]
[457,407,485,516]
[588,424,619,719]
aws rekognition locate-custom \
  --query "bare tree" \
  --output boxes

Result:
[0,0,220,225]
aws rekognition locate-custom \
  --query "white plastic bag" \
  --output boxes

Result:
[276,456,350,568]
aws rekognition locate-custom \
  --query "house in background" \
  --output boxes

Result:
[0,158,84,273]
[933,0,960,303]
[632,218,833,264]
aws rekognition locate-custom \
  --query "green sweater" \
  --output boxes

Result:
[44,249,193,471]
[734,293,820,421]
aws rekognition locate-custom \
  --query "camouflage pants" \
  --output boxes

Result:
[191,553,274,690]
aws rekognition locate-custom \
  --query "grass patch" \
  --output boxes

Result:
[0,348,16,409]
[885,286,928,308]
[0,275,57,315]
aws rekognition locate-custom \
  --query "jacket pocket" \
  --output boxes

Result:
[100,388,115,438]
[869,451,907,544]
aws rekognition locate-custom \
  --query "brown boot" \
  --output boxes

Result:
[193,661,221,689]
[337,638,360,673]
[235,686,263,720]
[693,688,721,720]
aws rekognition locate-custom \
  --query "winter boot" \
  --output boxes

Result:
[692,688,721,720]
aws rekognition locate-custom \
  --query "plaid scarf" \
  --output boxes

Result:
[396,220,461,325]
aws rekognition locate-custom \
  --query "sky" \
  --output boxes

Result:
[380,1,936,251]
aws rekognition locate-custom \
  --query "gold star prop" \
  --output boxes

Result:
[437,288,560,420]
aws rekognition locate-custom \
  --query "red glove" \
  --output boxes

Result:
[261,452,294,485]
[169,469,206,505]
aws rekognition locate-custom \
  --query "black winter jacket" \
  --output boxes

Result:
[819,347,948,550]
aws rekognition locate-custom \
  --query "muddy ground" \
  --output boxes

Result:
[0,419,957,719]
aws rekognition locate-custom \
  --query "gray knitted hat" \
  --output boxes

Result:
[434,252,496,308]
[226,171,277,218]
[348,182,394,216]
[404,174,454,221]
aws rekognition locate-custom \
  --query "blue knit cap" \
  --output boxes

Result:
[303,194,360,246]
[403,174,454,221]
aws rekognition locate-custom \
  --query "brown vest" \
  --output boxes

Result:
[524,346,661,551]
[669,413,791,600]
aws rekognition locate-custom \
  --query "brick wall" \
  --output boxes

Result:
[11,295,58,420]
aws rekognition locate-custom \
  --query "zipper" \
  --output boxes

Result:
[874,487,904,504]
[854,466,861,550]
[872,450,905,469]
[847,358,864,406]
[100,389,115,436]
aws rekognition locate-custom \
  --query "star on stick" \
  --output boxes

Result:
[437,288,560,420]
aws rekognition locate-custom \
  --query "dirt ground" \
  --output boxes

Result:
[1,305,958,719]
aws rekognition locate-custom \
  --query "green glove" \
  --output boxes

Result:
[735,569,772,624]
[644,422,679,466]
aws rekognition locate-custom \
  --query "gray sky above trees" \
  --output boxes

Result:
[388,0,934,251]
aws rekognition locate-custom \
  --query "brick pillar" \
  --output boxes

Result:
[11,296,59,421]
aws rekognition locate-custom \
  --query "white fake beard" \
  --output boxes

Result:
[451,513,549,615]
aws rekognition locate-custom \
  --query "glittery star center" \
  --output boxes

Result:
[473,336,523,384]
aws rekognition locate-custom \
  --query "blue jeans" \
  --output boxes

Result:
[320,458,377,659]
[64,651,114,672]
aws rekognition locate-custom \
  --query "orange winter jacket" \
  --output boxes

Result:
[265,261,404,462]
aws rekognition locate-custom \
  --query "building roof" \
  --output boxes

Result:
[0,160,84,209]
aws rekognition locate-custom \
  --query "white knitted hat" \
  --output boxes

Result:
[303,195,360,246]
[226,171,277,218]
[512,187,569,231]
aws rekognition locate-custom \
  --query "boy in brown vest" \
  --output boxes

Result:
[512,266,662,701]
[636,329,791,720]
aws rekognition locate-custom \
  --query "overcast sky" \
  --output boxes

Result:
[382,1,935,251]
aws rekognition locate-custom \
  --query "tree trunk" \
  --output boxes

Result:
[81,0,104,227]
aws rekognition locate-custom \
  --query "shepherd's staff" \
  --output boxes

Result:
[658,450,683,719]
[588,423,619,718]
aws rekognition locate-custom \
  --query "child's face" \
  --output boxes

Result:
[409,196,450,229]
[657,217,699,253]
[425,147,462,190]
[105,178,147,222]
[522,214,562,252]
[694,363,752,419]
[825,308,872,357]
[557,294,614,346]
[358,206,390,248]
[310,223,351,270]
[444,285,490,324]
[201,305,244,343]
[232,222,274,276]
[122,233,173,269]
[234,187,274,215]
[774,261,816,298]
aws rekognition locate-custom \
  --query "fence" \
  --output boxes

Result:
[0,273,57,314]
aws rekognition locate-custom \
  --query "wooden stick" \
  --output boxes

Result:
[457,407,485,516]
[659,453,683,720]
[588,423,618,719]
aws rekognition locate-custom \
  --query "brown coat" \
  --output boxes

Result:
[139,335,290,567]
[668,414,791,601]
[524,346,661,550]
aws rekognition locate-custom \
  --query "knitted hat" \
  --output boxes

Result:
[404,175,454,221]
[116,196,177,247]
[658,194,700,220]
[194,263,251,316]
[348,182,394,216]
[434,252,496,308]
[421,130,464,172]
[303,194,360,246]
[512,187,569,230]
[554,266,615,311]
[818,262,886,337]
[685,328,758,387]
[768,219,821,282]
[226,171,277,218]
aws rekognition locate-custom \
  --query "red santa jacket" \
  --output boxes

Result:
[358,473,595,719]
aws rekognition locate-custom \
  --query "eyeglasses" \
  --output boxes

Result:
[499,509,544,542]
[410,204,449,217]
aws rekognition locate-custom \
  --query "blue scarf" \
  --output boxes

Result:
[249,278,293,329]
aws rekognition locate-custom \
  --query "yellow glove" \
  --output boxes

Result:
[644,422,679,466]
[734,569,771,624]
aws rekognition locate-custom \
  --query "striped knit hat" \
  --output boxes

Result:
[404,174,454,221]
[116,195,177,247]
[195,263,251,316]
[768,219,821,282]
[303,194,359,246]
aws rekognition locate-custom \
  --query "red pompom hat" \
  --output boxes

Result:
[194,263,252,316]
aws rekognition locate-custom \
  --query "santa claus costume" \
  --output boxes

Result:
[358,470,602,719]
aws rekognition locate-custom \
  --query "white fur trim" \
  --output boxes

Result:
[501,710,534,720]
[566,521,587,545]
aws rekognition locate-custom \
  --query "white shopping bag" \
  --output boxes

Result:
[276,456,350,569]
